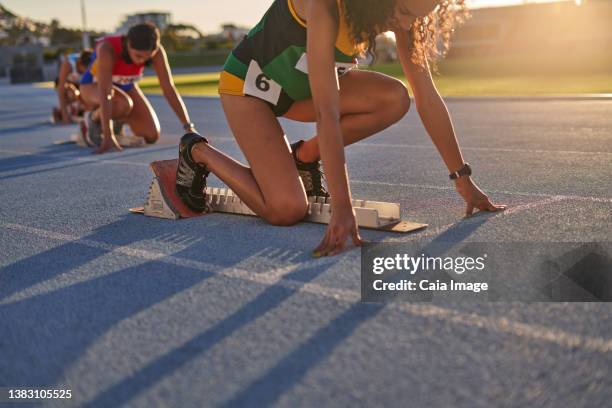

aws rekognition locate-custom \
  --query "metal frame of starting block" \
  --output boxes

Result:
[132,176,428,233]
[205,186,400,229]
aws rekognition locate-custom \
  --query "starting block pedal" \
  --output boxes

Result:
[129,160,427,233]
[53,132,88,147]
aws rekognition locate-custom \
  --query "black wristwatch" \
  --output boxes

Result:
[183,122,195,131]
[449,163,472,180]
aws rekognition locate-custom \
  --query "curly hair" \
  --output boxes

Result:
[342,0,470,68]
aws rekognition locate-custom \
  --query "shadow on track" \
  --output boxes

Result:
[0,145,175,180]
[81,216,489,406]
[0,214,337,394]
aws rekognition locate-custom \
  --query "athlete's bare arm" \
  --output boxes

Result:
[395,29,465,173]
[395,29,506,216]
[151,46,195,132]
[306,0,363,255]
[95,41,123,154]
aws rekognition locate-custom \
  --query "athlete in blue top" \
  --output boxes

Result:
[53,50,92,124]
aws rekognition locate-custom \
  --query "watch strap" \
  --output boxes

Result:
[449,163,472,180]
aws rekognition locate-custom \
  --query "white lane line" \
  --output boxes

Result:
[351,180,612,204]
[381,196,568,244]
[350,142,612,157]
[0,148,150,168]
[2,149,611,204]
[3,221,612,354]
[0,139,238,171]
[501,195,568,215]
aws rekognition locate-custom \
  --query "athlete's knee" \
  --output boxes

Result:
[262,199,308,226]
[143,130,160,144]
[114,94,134,117]
[387,80,410,119]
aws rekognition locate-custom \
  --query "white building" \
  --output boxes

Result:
[116,12,171,34]
[220,24,249,43]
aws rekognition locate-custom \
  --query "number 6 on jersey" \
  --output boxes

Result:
[243,60,282,105]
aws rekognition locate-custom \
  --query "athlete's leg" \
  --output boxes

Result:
[79,83,134,120]
[65,83,79,103]
[284,70,410,162]
[125,85,161,144]
[190,94,308,226]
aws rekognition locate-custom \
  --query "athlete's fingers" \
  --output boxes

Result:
[352,229,364,247]
[328,239,347,256]
[323,230,347,257]
[323,233,342,256]
[93,146,108,155]
[465,202,475,217]
[480,198,506,212]
[487,202,507,212]
[112,140,124,151]
[313,239,327,257]
[314,231,332,257]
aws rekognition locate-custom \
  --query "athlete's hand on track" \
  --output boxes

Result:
[94,133,123,155]
[455,177,507,217]
[313,204,364,257]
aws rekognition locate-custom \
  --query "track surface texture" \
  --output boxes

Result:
[1,85,611,407]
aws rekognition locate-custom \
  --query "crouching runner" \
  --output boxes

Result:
[80,23,197,154]
[175,0,506,256]
[53,50,92,124]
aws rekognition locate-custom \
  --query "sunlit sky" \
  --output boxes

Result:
[3,0,570,34]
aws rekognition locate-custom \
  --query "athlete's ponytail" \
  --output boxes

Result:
[126,22,160,51]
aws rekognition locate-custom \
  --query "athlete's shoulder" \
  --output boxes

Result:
[95,38,117,63]
[102,35,123,44]
[97,35,122,53]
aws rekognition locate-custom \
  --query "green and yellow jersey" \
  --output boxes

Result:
[219,0,361,116]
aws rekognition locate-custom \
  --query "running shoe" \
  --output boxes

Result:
[82,111,102,147]
[51,107,62,124]
[176,132,210,212]
[112,121,144,147]
[79,116,92,147]
[117,133,145,148]
[112,120,124,137]
[290,140,329,198]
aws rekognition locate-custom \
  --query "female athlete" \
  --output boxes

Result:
[80,23,197,153]
[176,0,506,256]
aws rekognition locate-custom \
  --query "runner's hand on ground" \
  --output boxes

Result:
[313,205,364,257]
[94,132,123,154]
[455,177,507,217]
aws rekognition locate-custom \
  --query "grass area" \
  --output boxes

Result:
[138,67,612,97]
[428,74,612,96]
[36,53,612,96]
[167,50,231,68]
[371,61,612,95]
[139,72,220,96]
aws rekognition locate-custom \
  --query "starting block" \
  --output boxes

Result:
[129,160,428,233]
[53,132,88,147]
[54,132,145,148]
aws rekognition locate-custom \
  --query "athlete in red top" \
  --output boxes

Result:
[80,23,196,154]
